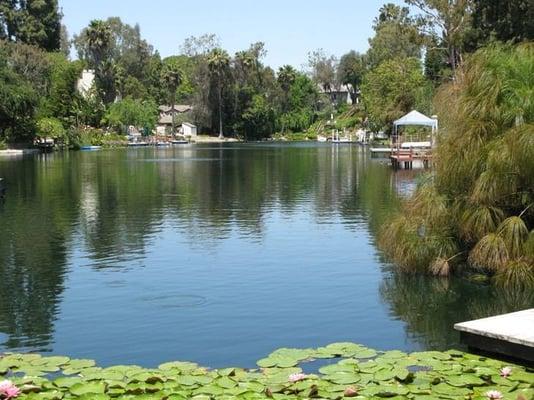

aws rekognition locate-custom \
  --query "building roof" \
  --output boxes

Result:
[182,122,196,128]
[158,105,193,113]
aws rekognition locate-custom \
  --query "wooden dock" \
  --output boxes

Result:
[454,309,534,362]
[389,148,432,169]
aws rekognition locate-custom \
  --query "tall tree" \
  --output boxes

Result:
[468,0,534,47]
[367,3,423,67]
[161,62,183,134]
[361,57,430,132]
[337,51,367,103]
[208,48,230,138]
[308,49,337,94]
[0,0,61,51]
[0,49,37,142]
[74,17,155,104]
[405,0,473,76]
[84,20,115,104]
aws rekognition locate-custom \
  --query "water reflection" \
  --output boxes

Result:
[380,270,534,350]
[0,144,532,365]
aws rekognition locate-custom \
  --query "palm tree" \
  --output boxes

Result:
[161,62,182,135]
[277,65,297,93]
[86,20,114,104]
[208,48,230,139]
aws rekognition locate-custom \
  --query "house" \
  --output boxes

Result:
[157,105,193,135]
[77,70,95,97]
[318,83,358,105]
[182,122,197,137]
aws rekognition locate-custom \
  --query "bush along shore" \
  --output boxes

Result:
[0,343,533,399]
[379,44,534,287]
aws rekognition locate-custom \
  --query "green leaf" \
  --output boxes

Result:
[69,381,107,396]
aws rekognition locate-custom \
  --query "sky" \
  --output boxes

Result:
[60,0,405,69]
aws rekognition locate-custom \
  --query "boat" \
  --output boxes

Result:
[332,137,353,144]
[80,145,102,151]
[128,141,149,147]
[317,135,327,142]
[156,142,171,147]
[171,140,189,145]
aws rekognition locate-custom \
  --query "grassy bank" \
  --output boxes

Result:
[1,343,532,399]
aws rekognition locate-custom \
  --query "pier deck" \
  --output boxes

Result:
[454,309,534,362]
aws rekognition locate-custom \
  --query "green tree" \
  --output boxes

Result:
[83,20,115,105]
[36,117,66,142]
[0,40,51,92]
[208,48,230,138]
[0,51,37,142]
[277,73,318,133]
[161,61,183,134]
[406,0,474,76]
[308,49,337,94]
[40,53,84,124]
[467,0,534,48]
[367,3,423,68]
[0,0,61,51]
[102,97,157,133]
[361,57,430,132]
[241,94,275,140]
[337,51,367,103]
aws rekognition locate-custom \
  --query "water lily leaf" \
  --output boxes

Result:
[83,370,124,381]
[41,356,70,366]
[446,374,486,387]
[508,370,534,383]
[175,375,199,386]
[352,348,378,359]
[373,368,396,382]
[193,384,224,396]
[53,376,83,388]
[257,358,277,368]
[411,351,451,361]
[158,361,198,371]
[24,391,64,400]
[432,382,471,396]
[128,372,164,384]
[216,376,237,389]
[380,350,407,359]
[394,367,411,381]
[69,381,106,396]
[324,372,361,384]
[77,394,110,400]
[319,363,355,375]
[66,359,96,370]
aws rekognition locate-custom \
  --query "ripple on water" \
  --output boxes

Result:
[137,294,208,309]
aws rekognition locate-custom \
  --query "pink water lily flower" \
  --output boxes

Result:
[0,380,20,399]
[486,390,504,400]
[288,373,307,383]
[500,366,512,377]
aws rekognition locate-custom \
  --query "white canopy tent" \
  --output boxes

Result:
[393,110,438,148]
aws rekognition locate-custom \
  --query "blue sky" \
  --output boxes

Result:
[60,0,405,69]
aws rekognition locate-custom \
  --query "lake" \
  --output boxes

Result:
[0,143,532,368]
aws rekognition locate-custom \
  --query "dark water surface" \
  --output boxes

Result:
[0,143,532,368]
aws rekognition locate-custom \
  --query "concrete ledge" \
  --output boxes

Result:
[455,309,534,362]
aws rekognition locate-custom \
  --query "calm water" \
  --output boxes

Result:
[0,143,532,368]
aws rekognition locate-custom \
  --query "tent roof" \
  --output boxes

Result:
[394,110,437,127]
